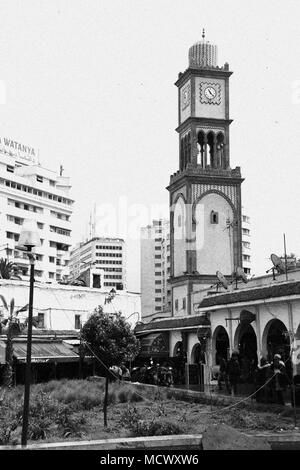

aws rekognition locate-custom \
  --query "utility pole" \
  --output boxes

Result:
[283,233,288,281]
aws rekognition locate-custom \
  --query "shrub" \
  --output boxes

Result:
[118,389,130,403]
[133,419,185,437]
[50,380,102,410]
[129,391,144,403]
[55,407,87,438]
[119,405,185,437]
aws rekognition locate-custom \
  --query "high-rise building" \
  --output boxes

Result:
[69,237,126,290]
[140,220,171,321]
[242,211,251,275]
[0,138,73,282]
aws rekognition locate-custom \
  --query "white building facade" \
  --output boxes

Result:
[0,279,140,330]
[242,210,251,275]
[140,219,171,322]
[0,138,73,283]
[69,237,126,290]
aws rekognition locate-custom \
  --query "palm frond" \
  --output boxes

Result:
[10,298,15,317]
[0,295,8,311]
[16,304,29,314]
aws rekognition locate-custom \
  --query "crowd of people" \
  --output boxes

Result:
[217,351,292,405]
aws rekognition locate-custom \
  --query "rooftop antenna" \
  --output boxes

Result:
[59,164,64,176]
[266,253,286,280]
[283,233,288,281]
[216,270,229,291]
[207,271,228,295]
[232,266,248,289]
[202,28,205,40]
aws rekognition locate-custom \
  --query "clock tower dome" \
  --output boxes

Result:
[168,32,244,316]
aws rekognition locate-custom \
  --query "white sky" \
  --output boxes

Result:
[0,0,300,291]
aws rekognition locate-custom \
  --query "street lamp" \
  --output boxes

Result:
[18,219,40,447]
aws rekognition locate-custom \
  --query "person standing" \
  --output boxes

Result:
[254,357,271,403]
[227,351,241,396]
[270,354,289,405]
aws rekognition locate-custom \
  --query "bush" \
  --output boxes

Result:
[55,407,87,438]
[119,405,185,437]
[50,380,103,410]
[129,391,144,403]
[133,419,184,437]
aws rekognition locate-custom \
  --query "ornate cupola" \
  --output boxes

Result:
[188,29,218,69]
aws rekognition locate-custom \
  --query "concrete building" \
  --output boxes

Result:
[242,210,251,275]
[69,237,126,291]
[0,137,73,283]
[0,279,140,330]
[141,220,171,322]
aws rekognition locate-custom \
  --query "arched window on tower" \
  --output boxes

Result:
[197,131,206,167]
[183,135,187,169]
[187,133,191,166]
[216,133,225,168]
[207,132,215,168]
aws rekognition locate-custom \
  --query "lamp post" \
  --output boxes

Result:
[18,219,40,447]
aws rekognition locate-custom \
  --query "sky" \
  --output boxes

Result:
[0,0,299,291]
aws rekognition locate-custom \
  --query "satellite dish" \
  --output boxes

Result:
[236,267,248,284]
[216,271,228,290]
[270,253,286,274]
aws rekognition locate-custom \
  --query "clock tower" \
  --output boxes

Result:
[168,32,244,317]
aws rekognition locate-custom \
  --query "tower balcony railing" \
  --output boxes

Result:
[170,164,241,182]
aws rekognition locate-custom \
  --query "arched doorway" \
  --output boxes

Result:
[172,341,185,385]
[213,326,230,365]
[190,342,205,390]
[234,322,257,387]
[263,319,290,366]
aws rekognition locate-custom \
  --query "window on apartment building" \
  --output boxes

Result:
[243,255,251,261]
[155,307,161,311]
[155,289,161,293]
[49,180,55,186]
[175,299,178,311]
[155,298,161,302]
[155,280,161,285]
[48,272,55,279]
[75,315,81,330]
[155,255,160,259]
[155,246,161,251]
[155,272,161,276]
[242,215,250,223]
[6,165,14,173]
[155,263,161,267]
[36,175,43,183]
[182,298,186,310]
[38,313,45,328]
[242,228,250,235]
[243,241,250,249]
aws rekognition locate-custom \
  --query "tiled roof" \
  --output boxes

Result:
[199,281,300,308]
[135,314,210,334]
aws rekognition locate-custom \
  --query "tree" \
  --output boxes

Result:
[0,295,28,387]
[81,306,140,426]
[0,258,22,280]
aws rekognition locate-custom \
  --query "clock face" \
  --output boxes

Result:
[204,86,216,100]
